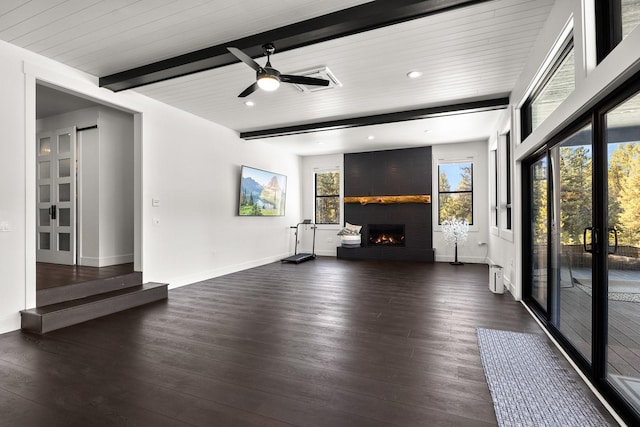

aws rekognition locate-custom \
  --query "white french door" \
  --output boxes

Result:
[36,127,77,265]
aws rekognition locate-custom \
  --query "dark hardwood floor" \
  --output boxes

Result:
[36,262,135,290]
[2,258,616,426]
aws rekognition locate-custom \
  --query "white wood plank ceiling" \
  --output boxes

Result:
[1,0,556,155]
[1,0,372,75]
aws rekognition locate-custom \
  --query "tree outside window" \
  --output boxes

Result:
[438,162,473,224]
[315,171,340,224]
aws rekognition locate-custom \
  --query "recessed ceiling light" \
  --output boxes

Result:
[407,71,422,79]
[244,100,255,107]
[367,135,375,140]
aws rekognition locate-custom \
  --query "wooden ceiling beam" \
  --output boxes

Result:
[239,96,510,140]
[99,0,491,91]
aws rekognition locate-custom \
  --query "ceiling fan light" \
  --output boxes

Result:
[257,75,280,91]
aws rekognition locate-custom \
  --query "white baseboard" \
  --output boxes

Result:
[434,255,488,264]
[503,276,516,298]
[0,313,21,335]
[163,252,290,290]
[79,253,134,267]
[314,248,338,257]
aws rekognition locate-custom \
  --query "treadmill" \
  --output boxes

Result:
[281,219,317,264]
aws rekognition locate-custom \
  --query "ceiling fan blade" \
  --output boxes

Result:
[280,75,330,86]
[238,82,259,98]
[227,47,261,72]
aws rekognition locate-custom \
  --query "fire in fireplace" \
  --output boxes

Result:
[368,224,405,247]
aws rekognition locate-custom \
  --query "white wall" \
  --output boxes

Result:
[97,107,134,266]
[36,107,99,132]
[0,40,301,333]
[78,127,100,263]
[487,108,516,292]
[0,42,28,332]
[139,107,301,287]
[300,154,343,256]
[432,140,489,264]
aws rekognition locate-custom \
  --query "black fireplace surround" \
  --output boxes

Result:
[337,147,435,262]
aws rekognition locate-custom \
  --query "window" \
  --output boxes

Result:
[491,150,498,227]
[315,171,340,224]
[522,38,575,139]
[622,0,640,37]
[438,162,473,224]
[505,131,512,230]
[597,0,640,62]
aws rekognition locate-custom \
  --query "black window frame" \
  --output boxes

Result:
[437,162,474,225]
[596,0,622,62]
[521,37,575,140]
[505,131,512,230]
[595,0,640,62]
[492,149,498,227]
[314,170,340,225]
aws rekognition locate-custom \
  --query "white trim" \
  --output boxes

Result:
[499,229,514,243]
[579,0,597,78]
[434,157,477,231]
[23,59,145,291]
[315,249,338,257]
[24,73,37,310]
[498,130,514,239]
[79,254,135,267]
[313,167,342,227]
[503,275,515,297]
[517,15,575,109]
[164,252,290,289]
[435,255,487,264]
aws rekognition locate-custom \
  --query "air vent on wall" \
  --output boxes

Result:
[289,66,342,93]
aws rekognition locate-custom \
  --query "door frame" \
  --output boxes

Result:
[24,71,143,310]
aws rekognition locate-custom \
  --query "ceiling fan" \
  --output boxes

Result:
[227,43,330,97]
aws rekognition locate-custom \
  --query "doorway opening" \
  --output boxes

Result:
[35,83,139,304]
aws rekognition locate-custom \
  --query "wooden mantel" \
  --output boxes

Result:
[344,195,431,205]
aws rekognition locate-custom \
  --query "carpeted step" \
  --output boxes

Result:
[21,282,168,334]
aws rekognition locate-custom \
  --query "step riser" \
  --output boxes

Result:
[22,284,168,334]
[37,272,143,306]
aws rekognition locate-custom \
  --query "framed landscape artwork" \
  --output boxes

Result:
[239,165,287,216]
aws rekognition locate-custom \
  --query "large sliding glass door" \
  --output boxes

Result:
[605,91,640,414]
[552,124,594,362]
[530,157,549,309]
[524,83,640,422]
[527,124,594,362]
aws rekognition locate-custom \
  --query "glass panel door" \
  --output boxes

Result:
[531,157,549,309]
[551,124,593,361]
[35,127,76,265]
[605,90,640,414]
